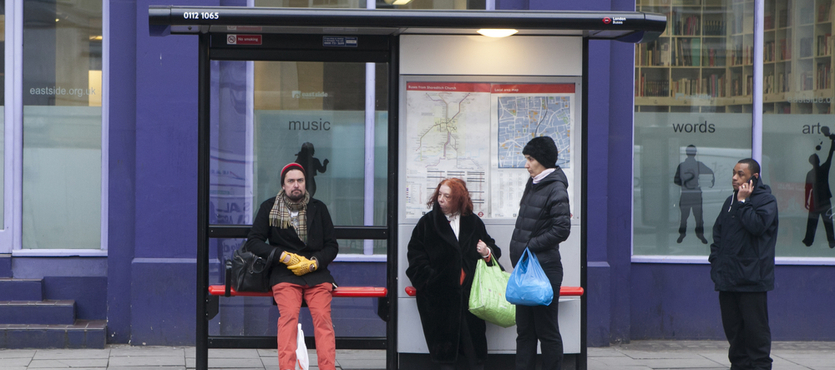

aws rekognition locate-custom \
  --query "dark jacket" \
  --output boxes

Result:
[406,203,501,364]
[244,196,339,288]
[508,168,571,272]
[709,180,778,292]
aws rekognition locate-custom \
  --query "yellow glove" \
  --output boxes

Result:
[278,251,301,266]
[288,256,319,276]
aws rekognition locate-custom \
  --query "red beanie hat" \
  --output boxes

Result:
[280,162,306,184]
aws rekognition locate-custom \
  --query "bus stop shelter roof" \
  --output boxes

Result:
[149,6,666,43]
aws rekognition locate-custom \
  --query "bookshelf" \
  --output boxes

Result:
[635,0,835,115]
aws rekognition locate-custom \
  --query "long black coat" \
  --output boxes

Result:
[244,197,339,288]
[406,204,502,363]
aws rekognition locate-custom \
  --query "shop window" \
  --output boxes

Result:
[634,0,753,257]
[762,0,835,257]
[21,0,103,250]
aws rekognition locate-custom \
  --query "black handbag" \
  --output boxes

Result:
[229,246,276,293]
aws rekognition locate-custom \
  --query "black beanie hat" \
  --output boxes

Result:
[522,136,558,168]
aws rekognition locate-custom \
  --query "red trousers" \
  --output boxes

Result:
[272,282,335,370]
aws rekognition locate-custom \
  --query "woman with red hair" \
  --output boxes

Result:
[406,178,502,370]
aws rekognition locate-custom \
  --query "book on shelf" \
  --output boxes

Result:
[745,75,753,96]
[819,2,832,22]
[765,41,775,62]
[638,74,670,97]
[764,74,774,94]
[817,63,831,89]
[691,38,701,66]
[675,38,695,66]
[660,42,671,66]
[779,38,792,60]
[817,34,831,56]
[701,74,726,97]
[704,19,725,35]
[704,48,720,67]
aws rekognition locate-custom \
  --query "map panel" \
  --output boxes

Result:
[405,82,491,218]
[404,82,576,219]
[495,84,573,169]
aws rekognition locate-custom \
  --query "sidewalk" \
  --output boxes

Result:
[1,340,834,369]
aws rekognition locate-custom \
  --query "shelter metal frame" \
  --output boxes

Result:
[148,6,666,370]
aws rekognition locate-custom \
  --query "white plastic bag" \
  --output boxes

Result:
[295,323,309,370]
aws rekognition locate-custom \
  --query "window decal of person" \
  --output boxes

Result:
[673,145,715,244]
[802,126,835,248]
[294,142,329,197]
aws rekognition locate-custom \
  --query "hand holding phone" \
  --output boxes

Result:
[737,177,755,202]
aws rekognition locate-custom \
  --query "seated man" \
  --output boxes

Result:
[244,162,339,370]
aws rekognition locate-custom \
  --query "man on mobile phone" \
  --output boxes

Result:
[709,158,778,370]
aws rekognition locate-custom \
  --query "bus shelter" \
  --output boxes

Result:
[148,6,665,370]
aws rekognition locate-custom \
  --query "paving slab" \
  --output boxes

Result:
[32,349,110,359]
[108,345,186,357]
[186,357,264,368]
[108,355,186,367]
[107,367,186,370]
[0,349,37,359]
[26,359,108,368]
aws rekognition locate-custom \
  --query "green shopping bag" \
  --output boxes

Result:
[468,259,516,328]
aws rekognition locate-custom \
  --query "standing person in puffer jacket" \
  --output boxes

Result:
[509,136,571,370]
[709,158,778,370]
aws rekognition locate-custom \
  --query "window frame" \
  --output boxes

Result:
[630,0,835,266]
[3,0,109,257]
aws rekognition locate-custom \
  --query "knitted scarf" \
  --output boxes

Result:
[269,190,310,244]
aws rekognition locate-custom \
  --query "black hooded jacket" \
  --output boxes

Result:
[508,168,571,271]
[709,179,778,292]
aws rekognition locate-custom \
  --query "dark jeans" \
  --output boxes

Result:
[719,291,772,370]
[515,266,563,370]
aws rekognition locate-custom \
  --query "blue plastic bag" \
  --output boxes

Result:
[505,248,553,306]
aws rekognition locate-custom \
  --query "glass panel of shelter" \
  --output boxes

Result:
[208,55,390,339]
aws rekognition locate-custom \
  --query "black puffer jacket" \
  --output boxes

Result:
[709,181,778,292]
[509,168,571,270]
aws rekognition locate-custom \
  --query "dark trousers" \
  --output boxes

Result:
[719,291,772,370]
[515,267,563,370]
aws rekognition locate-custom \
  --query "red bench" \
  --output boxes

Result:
[404,286,583,296]
[208,285,387,297]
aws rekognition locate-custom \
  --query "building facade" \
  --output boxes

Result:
[0,0,832,349]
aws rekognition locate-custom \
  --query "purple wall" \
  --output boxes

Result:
[92,0,835,347]
[108,0,138,344]
[129,0,209,345]
[630,264,835,341]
